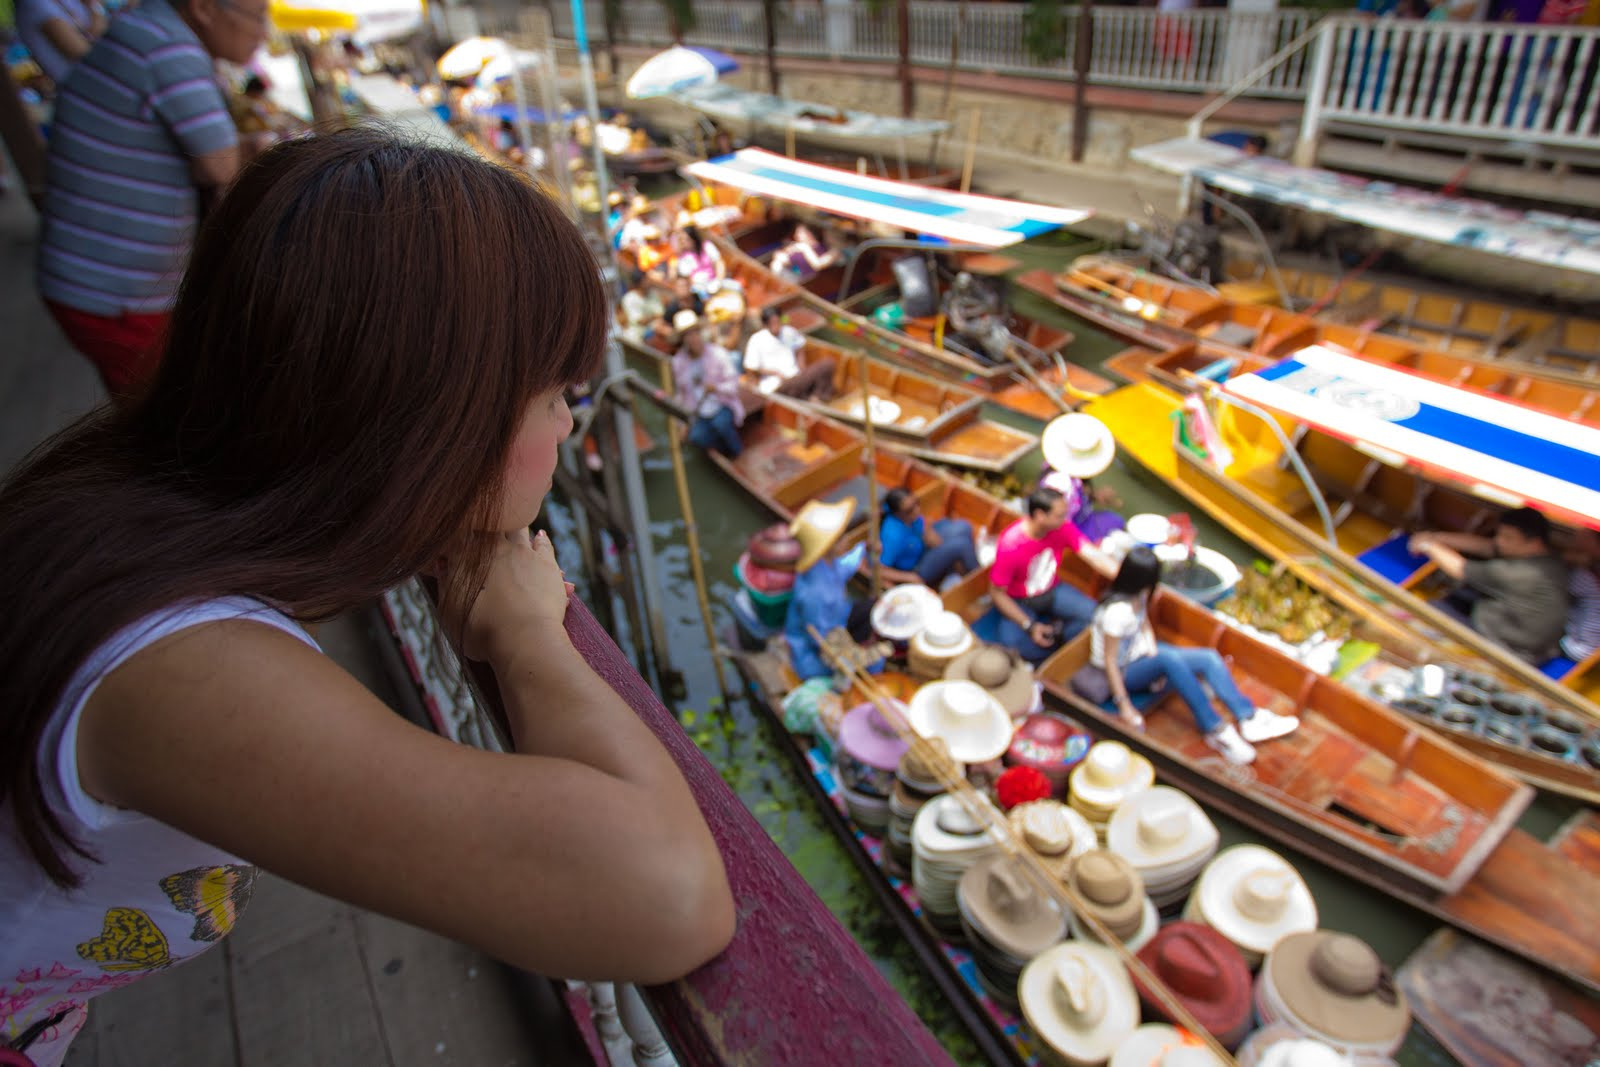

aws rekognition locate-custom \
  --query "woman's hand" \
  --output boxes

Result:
[445,529,572,667]
[1092,486,1122,508]
[1116,700,1145,732]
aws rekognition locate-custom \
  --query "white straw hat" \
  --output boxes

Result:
[870,583,942,642]
[1068,741,1155,811]
[908,610,975,661]
[1106,786,1218,872]
[1041,413,1116,479]
[1019,942,1139,1067]
[1187,845,1317,964]
[1111,1024,1227,1067]
[908,680,1014,765]
[672,308,700,333]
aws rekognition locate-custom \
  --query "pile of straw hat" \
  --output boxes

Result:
[1005,711,1092,798]
[907,611,976,681]
[1112,1024,1228,1067]
[1184,845,1318,968]
[1019,942,1139,1067]
[835,699,911,836]
[1068,741,1154,838]
[1234,1025,1367,1067]
[947,644,1038,719]
[1066,849,1159,953]
[957,854,1068,1009]
[912,793,1000,937]
[885,738,957,875]
[1256,932,1411,1057]
[1106,786,1219,911]
[871,582,942,643]
[1134,921,1255,1049]
[1006,800,1096,886]
[908,679,1015,766]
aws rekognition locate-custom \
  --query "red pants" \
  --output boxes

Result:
[45,300,169,401]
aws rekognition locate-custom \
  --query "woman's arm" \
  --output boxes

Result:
[77,533,735,984]
[1102,636,1144,730]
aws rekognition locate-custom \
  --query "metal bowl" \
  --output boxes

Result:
[1528,725,1579,761]
[1434,702,1483,734]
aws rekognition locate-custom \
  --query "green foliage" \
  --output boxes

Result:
[1023,0,1068,65]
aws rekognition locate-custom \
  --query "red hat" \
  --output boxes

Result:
[1134,922,1254,1050]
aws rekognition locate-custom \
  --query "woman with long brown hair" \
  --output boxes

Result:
[0,127,734,1065]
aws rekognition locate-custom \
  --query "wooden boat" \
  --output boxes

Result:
[1018,257,1600,422]
[744,336,1038,473]
[700,394,1600,988]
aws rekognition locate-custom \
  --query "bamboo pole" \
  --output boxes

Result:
[959,107,981,195]
[810,627,1239,1067]
[660,362,734,701]
[859,353,883,598]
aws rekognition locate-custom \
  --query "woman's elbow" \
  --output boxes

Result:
[635,850,737,983]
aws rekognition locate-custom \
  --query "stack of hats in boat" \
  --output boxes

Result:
[1004,709,1092,798]
[1133,921,1254,1050]
[870,582,942,650]
[912,793,1001,938]
[956,854,1068,1011]
[1253,931,1411,1060]
[908,679,1015,770]
[1184,844,1318,968]
[907,611,976,682]
[1065,849,1160,953]
[1018,942,1140,1067]
[731,523,802,636]
[1106,786,1219,913]
[1236,1024,1396,1066]
[1006,800,1096,888]
[1112,1024,1228,1067]
[885,737,958,875]
[1068,740,1154,840]
[834,699,911,838]
[948,643,1041,722]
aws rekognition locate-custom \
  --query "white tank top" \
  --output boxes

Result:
[0,597,317,1065]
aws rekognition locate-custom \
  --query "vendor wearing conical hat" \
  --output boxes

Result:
[783,498,883,681]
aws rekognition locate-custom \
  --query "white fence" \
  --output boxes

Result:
[545,1,1321,98]
[1305,16,1600,150]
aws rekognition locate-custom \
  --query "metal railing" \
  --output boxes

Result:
[1303,16,1600,151]
[548,1,1321,97]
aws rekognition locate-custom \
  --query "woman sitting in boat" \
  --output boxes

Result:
[1037,414,1126,545]
[1094,547,1299,765]
[876,488,978,591]
[0,129,735,1065]
[618,268,668,344]
[670,226,729,298]
[670,309,746,458]
[769,224,839,280]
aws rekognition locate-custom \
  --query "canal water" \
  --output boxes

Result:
[544,228,1583,1067]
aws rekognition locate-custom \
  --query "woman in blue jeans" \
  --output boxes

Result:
[1094,547,1299,765]
[875,488,978,589]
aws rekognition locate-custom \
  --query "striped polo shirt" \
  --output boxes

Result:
[37,0,237,317]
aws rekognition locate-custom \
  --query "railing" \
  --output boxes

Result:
[547,1,1320,98]
[377,580,955,1065]
[1303,16,1600,151]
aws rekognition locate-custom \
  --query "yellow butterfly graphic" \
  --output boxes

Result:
[161,865,258,943]
[76,908,171,972]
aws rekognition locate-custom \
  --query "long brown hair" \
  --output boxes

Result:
[0,127,607,886]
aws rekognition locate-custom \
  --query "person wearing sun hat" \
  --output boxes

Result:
[669,308,745,458]
[1039,413,1127,545]
[782,498,881,681]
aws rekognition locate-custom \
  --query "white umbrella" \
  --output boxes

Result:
[437,36,510,80]
[476,49,544,87]
[625,45,739,100]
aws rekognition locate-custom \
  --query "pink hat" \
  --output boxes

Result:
[839,701,911,771]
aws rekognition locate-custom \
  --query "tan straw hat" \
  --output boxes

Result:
[908,611,975,678]
[958,854,1068,960]
[1262,931,1410,1053]
[946,644,1036,717]
[1187,845,1317,964]
[1066,850,1147,943]
[1007,800,1096,882]
[1041,413,1116,479]
[1019,942,1139,1067]
[907,679,1014,765]
[1069,741,1155,811]
[789,498,855,573]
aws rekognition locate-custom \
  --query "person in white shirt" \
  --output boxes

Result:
[740,306,835,401]
[1093,546,1298,765]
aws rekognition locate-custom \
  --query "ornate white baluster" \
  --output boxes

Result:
[616,982,678,1067]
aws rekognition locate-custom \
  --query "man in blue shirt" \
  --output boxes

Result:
[876,488,978,590]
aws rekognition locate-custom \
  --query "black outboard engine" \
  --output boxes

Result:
[892,255,939,318]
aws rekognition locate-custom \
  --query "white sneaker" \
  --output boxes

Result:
[1239,708,1300,744]
[1206,724,1256,765]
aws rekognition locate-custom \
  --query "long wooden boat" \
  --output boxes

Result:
[694,394,1600,989]
[1084,351,1600,719]
[1018,257,1600,422]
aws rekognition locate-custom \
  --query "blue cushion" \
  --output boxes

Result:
[1540,656,1576,680]
[971,607,1004,644]
[1358,534,1429,584]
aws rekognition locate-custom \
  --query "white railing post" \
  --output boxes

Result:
[1294,19,1336,167]
[617,982,677,1067]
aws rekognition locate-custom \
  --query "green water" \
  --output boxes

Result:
[544,240,1587,1066]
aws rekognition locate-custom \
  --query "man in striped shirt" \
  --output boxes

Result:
[36,0,266,401]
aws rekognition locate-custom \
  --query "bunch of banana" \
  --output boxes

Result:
[1218,567,1352,645]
